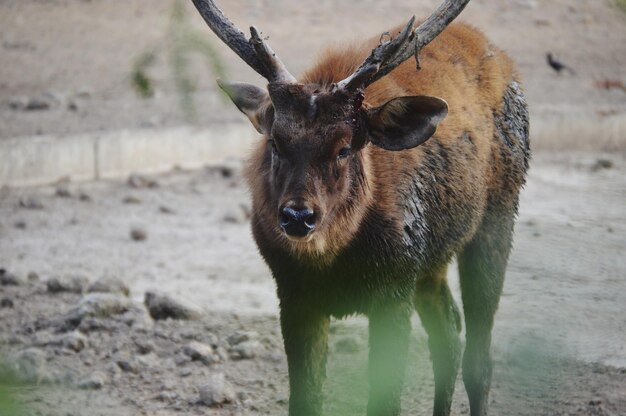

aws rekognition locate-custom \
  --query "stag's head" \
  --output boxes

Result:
[191,0,469,243]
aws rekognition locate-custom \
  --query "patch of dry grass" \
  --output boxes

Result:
[617,0,626,13]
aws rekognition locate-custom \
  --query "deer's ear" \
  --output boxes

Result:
[217,80,272,134]
[366,96,448,151]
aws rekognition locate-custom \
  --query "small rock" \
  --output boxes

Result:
[8,96,28,110]
[122,196,142,204]
[78,192,92,202]
[27,271,39,282]
[199,373,236,406]
[14,221,27,229]
[137,352,160,369]
[159,205,175,214]
[77,371,106,390]
[61,331,88,352]
[55,185,72,198]
[130,228,147,241]
[1,298,14,308]
[24,94,58,111]
[227,331,259,346]
[134,339,156,355]
[144,291,202,321]
[88,276,130,296]
[174,353,192,367]
[219,166,235,178]
[47,275,88,294]
[0,269,22,286]
[183,341,219,365]
[128,174,158,189]
[18,195,44,210]
[230,340,262,360]
[154,391,178,402]
[591,158,613,172]
[65,293,132,327]
[116,356,139,373]
[335,336,361,353]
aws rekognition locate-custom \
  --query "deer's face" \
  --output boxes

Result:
[219,81,448,245]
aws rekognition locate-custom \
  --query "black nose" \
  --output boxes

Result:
[280,207,316,237]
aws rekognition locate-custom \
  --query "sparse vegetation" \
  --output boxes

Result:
[131,0,227,121]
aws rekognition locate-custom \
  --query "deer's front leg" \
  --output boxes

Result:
[367,302,412,416]
[280,302,330,416]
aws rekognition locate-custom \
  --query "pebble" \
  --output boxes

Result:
[55,185,72,198]
[134,339,156,355]
[144,291,202,321]
[335,336,361,353]
[0,268,22,286]
[88,276,130,296]
[77,371,107,390]
[199,373,236,406]
[230,340,263,360]
[122,195,142,204]
[159,205,175,214]
[227,330,259,346]
[591,158,613,172]
[65,293,132,327]
[116,358,139,373]
[1,298,14,308]
[154,391,178,402]
[183,341,220,365]
[18,195,44,210]
[47,275,89,294]
[61,331,88,352]
[27,271,40,282]
[130,227,147,241]
[128,173,159,189]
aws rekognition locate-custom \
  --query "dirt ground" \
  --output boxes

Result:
[1,152,625,416]
[1,0,626,415]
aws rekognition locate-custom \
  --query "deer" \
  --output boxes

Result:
[190,0,530,415]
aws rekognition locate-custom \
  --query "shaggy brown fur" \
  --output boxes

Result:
[230,22,529,416]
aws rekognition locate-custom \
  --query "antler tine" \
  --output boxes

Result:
[249,26,297,84]
[335,0,471,93]
[334,17,415,93]
[190,0,295,83]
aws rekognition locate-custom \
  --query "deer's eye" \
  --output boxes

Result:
[337,147,351,160]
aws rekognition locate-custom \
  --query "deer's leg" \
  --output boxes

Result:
[367,302,412,416]
[458,210,514,416]
[414,264,462,416]
[280,304,330,416]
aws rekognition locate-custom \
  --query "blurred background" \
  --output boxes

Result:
[0,1,625,415]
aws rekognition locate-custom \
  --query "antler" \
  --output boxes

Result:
[190,0,296,83]
[335,0,471,93]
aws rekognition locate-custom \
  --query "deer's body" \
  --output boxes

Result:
[191,1,529,414]
[245,23,529,416]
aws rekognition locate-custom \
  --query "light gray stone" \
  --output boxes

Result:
[199,373,236,406]
[77,371,106,390]
[88,276,130,296]
[47,275,89,294]
[183,341,219,365]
